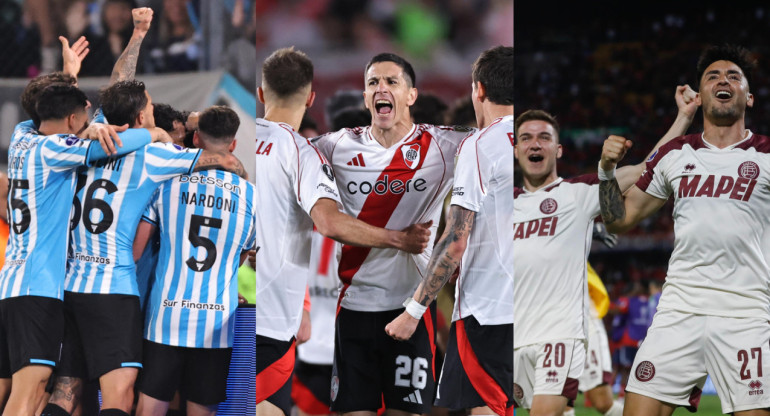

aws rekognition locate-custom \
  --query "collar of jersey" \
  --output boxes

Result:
[700,129,753,150]
[365,123,417,149]
[523,177,563,194]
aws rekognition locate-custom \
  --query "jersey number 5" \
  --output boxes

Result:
[186,214,223,272]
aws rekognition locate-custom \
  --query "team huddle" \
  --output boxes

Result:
[255,46,513,416]
[0,7,255,416]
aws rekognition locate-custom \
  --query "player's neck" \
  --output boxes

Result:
[523,172,558,192]
[702,119,749,149]
[38,120,72,136]
[263,107,304,132]
[370,120,414,148]
[478,104,513,129]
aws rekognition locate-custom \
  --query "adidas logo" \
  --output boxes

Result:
[402,389,423,404]
[347,153,366,167]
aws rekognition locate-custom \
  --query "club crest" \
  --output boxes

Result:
[401,144,420,169]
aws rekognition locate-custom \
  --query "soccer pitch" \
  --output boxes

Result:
[513,394,725,415]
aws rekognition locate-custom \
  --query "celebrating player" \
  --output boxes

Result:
[255,47,431,416]
[598,44,770,416]
[384,45,514,416]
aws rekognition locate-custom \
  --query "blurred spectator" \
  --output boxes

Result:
[62,0,113,76]
[330,107,370,131]
[609,280,650,397]
[299,113,320,137]
[324,89,364,128]
[148,0,199,72]
[411,92,447,125]
[445,96,477,128]
[223,0,257,90]
[101,0,143,70]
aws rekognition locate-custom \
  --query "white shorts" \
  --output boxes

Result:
[513,338,585,409]
[626,309,770,414]
[578,316,613,392]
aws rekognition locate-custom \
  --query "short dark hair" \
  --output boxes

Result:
[299,114,318,133]
[696,44,757,90]
[331,108,371,131]
[35,84,89,122]
[514,109,560,138]
[262,47,314,98]
[21,71,78,125]
[365,53,416,87]
[198,105,240,142]
[153,103,185,133]
[472,46,513,106]
[445,96,476,127]
[99,80,148,127]
[411,93,447,125]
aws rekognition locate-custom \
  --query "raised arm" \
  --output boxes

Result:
[309,198,431,252]
[385,205,475,341]
[61,36,90,79]
[109,7,153,84]
[599,137,667,234]
[615,85,698,192]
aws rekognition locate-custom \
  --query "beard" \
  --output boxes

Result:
[707,103,742,126]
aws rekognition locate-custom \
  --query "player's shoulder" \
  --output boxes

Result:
[311,126,366,145]
[420,123,477,143]
[648,133,703,165]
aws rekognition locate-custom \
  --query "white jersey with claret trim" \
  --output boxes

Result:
[255,118,342,342]
[142,170,256,349]
[314,123,474,312]
[513,176,599,349]
[450,115,514,326]
[636,132,770,320]
[65,143,201,296]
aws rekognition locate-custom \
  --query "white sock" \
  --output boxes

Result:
[603,401,624,416]
[563,409,576,416]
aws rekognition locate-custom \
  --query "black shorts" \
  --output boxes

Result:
[138,340,232,406]
[256,335,296,416]
[0,295,64,377]
[435,316,512,416]
[58,292,143,380]
[331,305,437,414]
[291,360,333,415]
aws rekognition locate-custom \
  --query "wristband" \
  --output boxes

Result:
[598,161,616,181]
[403,297,427,320]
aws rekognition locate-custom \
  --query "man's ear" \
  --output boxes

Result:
[228,139,237,153]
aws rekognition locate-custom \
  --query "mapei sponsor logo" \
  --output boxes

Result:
[513,216,558,240]
[677,174,757,201]
[749,380,764,396]
[346,175,427,195]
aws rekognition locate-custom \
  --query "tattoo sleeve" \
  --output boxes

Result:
[110,32,144,84]
[414,207,475,306]
[599,179,625,226]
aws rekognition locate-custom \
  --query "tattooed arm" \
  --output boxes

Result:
[599,136,667,233]
[109,8,153,84]
[385,205,475,341]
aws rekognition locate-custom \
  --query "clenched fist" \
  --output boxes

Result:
[133,7,153,34]
[600,135,632,171]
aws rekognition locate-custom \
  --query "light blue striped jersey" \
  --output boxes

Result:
[65,143,202,295]
[0,121,151,300]
[142,169,256,348]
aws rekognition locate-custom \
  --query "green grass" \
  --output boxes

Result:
[514,393,725,415]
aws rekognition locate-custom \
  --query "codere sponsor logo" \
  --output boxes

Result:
[346,175,427,195]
